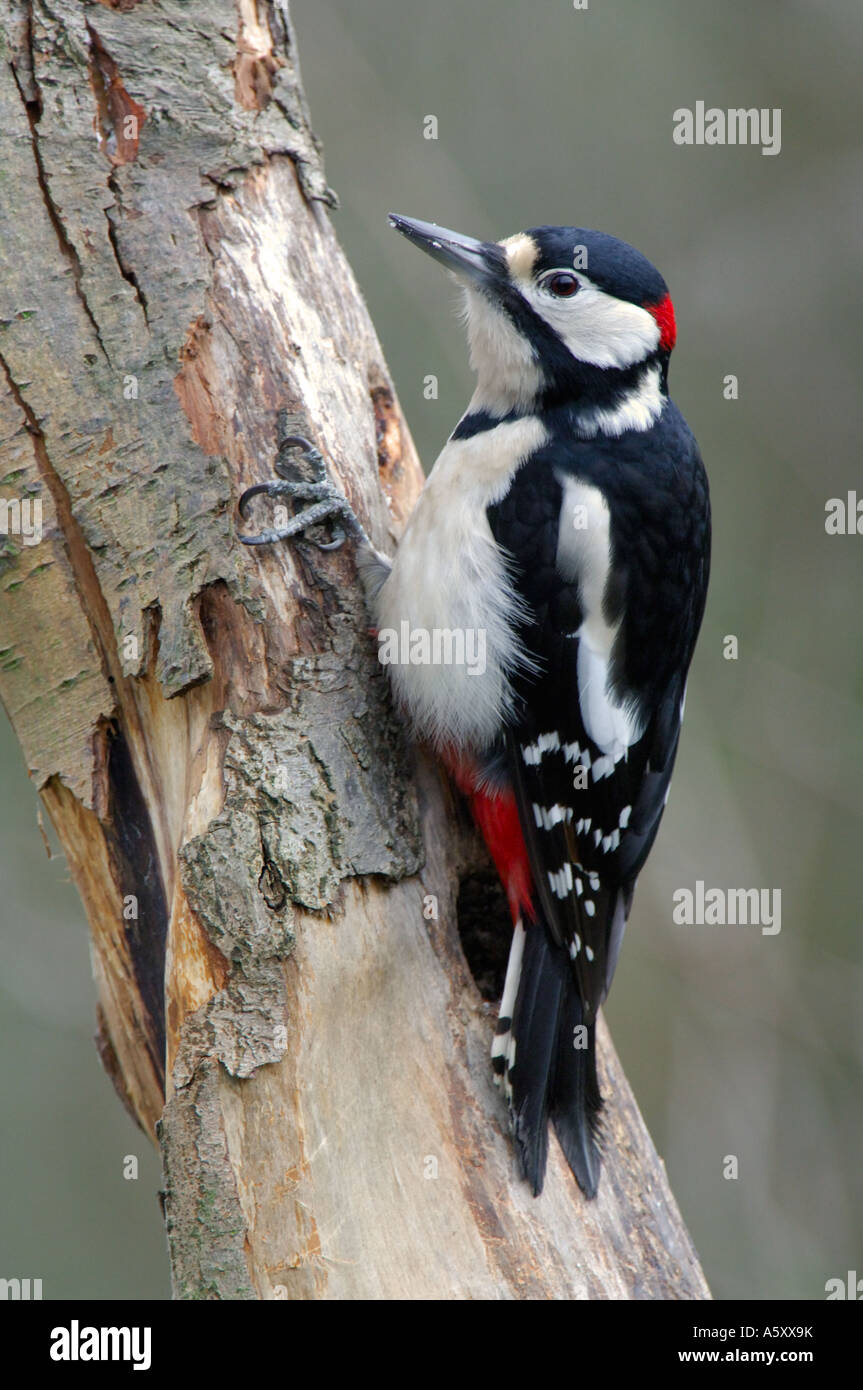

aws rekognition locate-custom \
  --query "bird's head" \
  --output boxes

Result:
[389,214,676,425]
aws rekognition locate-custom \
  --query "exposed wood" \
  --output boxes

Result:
[0,0,710,1299]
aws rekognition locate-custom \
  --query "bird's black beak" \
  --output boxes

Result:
[388,214,505,288]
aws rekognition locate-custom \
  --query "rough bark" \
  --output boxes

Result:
[0,0,711,1300]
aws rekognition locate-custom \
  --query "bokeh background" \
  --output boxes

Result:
[2,0,861,1300]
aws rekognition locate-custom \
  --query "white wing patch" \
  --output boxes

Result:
[519,272,660,371]
[556,475,645,759]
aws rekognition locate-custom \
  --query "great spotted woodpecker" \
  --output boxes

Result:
[240,215,711,1198]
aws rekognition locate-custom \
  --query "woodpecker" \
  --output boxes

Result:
[239,215,710,1199]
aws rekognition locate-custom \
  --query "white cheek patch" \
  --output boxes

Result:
[523,273,660,370]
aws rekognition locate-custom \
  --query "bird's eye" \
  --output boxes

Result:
[544,271,580,298]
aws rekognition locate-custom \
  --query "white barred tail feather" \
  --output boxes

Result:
[490,917,525,1096]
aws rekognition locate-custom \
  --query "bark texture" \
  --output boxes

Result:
[0,0,711,1299]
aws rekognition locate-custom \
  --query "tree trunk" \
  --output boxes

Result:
[0,0,710,1300]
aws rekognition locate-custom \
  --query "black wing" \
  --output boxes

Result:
[488,408,710,1021]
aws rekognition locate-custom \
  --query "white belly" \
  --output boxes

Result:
[374,415,547,751]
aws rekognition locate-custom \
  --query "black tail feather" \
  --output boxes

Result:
[509,923,564,1194]
[549,983,603,1199]
[509,922,603,1198]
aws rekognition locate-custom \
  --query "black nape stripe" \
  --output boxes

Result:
[451,407,524,440]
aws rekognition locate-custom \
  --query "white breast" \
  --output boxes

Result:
[374,416,547,751]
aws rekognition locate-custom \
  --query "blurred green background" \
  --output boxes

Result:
[2,0,861,1300]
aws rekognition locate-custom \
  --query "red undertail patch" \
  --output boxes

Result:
[441,748,534,925]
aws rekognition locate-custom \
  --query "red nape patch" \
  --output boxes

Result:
[441,747,534,926]
[647,292,677,351]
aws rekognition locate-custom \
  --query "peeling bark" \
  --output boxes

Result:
[0,0,710,1299]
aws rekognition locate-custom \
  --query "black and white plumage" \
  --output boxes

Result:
[489,398,708,1194]
[239,214,710,1199]
[375,216,709,1197]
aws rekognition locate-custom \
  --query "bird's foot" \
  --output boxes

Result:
[238,426,368,551]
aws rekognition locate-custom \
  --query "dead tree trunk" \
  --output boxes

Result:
[0,0,710,1299]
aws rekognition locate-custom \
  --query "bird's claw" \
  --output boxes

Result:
[238,433,362,550]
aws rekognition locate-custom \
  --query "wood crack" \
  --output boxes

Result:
[9,50,112,367]
[105,185,150,327]
[0,344,173,926]
[0,346,116,690]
